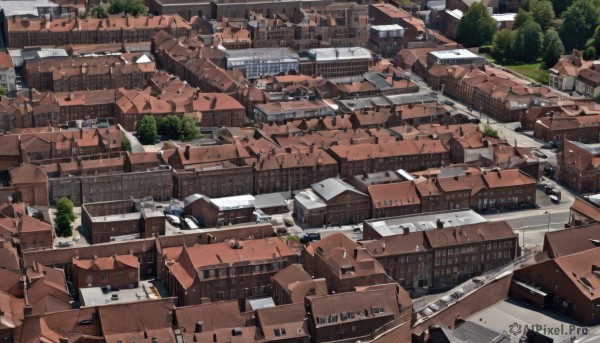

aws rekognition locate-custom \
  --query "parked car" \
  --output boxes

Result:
[514,125,523,132]
[300,232,321,244]
[549,195,560,204]
[166,214,180,227]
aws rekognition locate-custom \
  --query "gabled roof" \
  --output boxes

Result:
[72,254,139,271]
[310,178,367,201]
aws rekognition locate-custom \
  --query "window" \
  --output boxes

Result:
[129,271,135,279]
[86,275,93,284]
[371,307,380,315]
[329,314,338,323]
[341,312,349,321]
[100,274,108,282]
[316,316,326,325]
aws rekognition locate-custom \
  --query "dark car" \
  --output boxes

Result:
[300,232,321,244]
[514,125,523,132]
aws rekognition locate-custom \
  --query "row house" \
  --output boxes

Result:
[511,247,600,325]
[568,196,600,227]
[361,220,518,295]
[428,64,558,122]
[0,212,53,251]
[303,233,390,293]
[24,54,156,92]
[534,114,600,144]
[72,254,139,290]
[247,17,296,49]
[557,139,600,193]
[5,14,192,48]
[335,68,420,100]
[162,236,298,306]
[328,138,450,179]
[253,99,335,123]
[49,165,173,205]
[251,148,339,194]
[270,264,328,305]
[115,86,246,130]
[81,198,165,244]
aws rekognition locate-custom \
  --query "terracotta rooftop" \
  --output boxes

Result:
[481,169,537,188]
[72,254,138,271]
[544,223,600,258]
[368,181,420,209]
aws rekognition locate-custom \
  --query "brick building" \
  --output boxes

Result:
[361,220,518,295]
[568,196,600,227]
[328,138,450,179]
[510,247,600,325]
[368,181,421,218]
[294,178,371,227]
[253,100,335,123]
[81,198,165,244]
[183,194,255,227]
[116,87,246,130]
[162,236,298,305]
[270,264,328,305]
[252,148,338,194]
[303,233,389,293]
[305,283,412,343]
[369,3,426,44]
[557,140,600,193]
[72,254,139,290]
[24,55,156,92]
[0,214,53,251]
[300,47,374,78]
[5,14,192,48]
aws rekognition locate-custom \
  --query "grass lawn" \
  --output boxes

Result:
[484,54,550,85]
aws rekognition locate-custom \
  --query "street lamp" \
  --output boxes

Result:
[544,211,551,232]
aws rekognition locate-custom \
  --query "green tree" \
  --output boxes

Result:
[109,0,147,16]
[492,29,516,62]
[0,85,7,96]
[122,135,132,152]
[178,115,200,141]
[136,115,158,145]
[531,0,555,31]
[560,0,600,52]
[551,0,574,16]
[456,3,498,47]
[55,197,76,237]
[584,46,597,60]
[90,4,108,18]
[483,126,499,138]
[514,9,534,29]
[158,115,181,138]
[542,28,565,67]
[585,25,600,58]
[513,19,543,62]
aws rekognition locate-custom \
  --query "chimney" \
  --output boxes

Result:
[210,96,217,110]
[310,143,315,153]
[403,226,409,235]
[184,145,191,160]
[436,219,444,229]
[353,248,358,260]
[24,306,33,316]
[195,321,204,333]
[381,242,386,252]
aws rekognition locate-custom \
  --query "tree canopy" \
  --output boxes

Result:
[542,28,565,67]
[514,9,534,30]
[513,19,544,62]
[560,0,600,52]
[158,115,181,138]
[456,3,498,47]
[55,197,76,237]
[109,0,147,16]
[90,4,108,18]
[531,0,556,31]
[137,115,158,145]
[178,115,201,141]
[492,29,516,62]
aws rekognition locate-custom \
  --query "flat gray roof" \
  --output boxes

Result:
[224,48,299,62]
[365,210,487,237]
[254,191,290,209]
[307,47,373,62]
[79,280,161,307]
[430,49,481,60]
